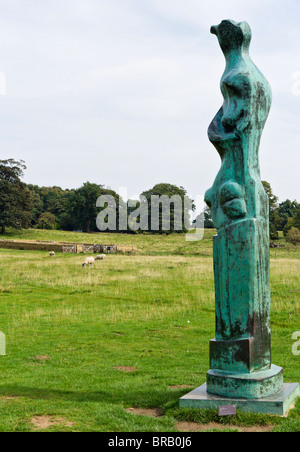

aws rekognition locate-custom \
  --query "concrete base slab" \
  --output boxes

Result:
[179,383,299,416]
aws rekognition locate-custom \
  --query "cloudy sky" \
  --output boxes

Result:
[0,0,299,204]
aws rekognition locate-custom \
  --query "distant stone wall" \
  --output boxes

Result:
[0,240,138,254]
[0,240,67,252]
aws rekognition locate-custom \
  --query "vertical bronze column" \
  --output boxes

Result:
[204,20,283,398]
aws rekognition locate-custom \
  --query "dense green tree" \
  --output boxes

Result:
[29,188,43,226]
[276,199,299,232]
[0,159,32,234]
[140,183,194,234]
[58,212,75,231]
[283,217,295,237]
[67,182,124,233]
[262,181,279,210]
[41,186,71,217]
[292,205,300,230]
[36,212,57,230]
[67,182,102,233]
[27,185,74,228]
[278,199,299,219]
[286,227,300,245]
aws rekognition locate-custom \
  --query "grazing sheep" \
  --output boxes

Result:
[95,254,106,261]
[49,251,55,257]
[82,256,95,268]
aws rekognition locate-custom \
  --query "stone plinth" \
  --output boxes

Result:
[180,383,299,416]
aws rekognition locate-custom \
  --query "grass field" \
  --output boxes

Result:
[0,229,299,432]
[2,227,300,259]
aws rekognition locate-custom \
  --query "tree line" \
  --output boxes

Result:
[263,181,300,245]
[0,159,193,234]
[0,159,299,243]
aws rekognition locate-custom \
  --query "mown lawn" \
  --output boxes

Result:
[0,234,299,431]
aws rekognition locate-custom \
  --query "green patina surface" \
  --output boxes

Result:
[204,20,282,398]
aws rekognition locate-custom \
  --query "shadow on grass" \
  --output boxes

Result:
[0,384,182,410]
[0,385,299,431]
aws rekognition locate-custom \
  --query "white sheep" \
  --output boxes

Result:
[49,251,55,257]
[82,256,95,268]
[95,254,106,261]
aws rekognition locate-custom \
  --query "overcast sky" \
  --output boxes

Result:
[0,0,299,205]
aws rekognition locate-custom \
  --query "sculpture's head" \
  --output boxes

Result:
[211,20,251,56]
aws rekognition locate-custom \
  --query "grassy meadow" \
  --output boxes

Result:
[2,227,300,259]
[0,229,299,432]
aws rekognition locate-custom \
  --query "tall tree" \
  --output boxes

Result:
[67,182,124,233]
[140,183,194,234]
[27,185,74,228]
[276,199,299,231]
[0,159,32,234]
[204,206,214,229]
[292,205,300,230]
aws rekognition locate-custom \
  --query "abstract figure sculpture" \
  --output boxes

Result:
[180,20,299,413]
[204,19,282,398]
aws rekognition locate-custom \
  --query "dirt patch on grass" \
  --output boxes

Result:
[33,355,51,362]
[114,366,137,373]
[29,355,52,366]
[31,416,73,430]
[1,395,19,401]
[126,407,164,418]
[241,425,274,432]
[177,422,274,432]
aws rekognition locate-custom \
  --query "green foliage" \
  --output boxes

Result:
[262,181,279,211]
[140,183,194,234]
[277,200,299,228]
[283,217,295,237]
[27,185,75,229]
[27,181,196,235]
[67,182,101,233]
[274,200,299,236]
[36,212,57,230]
[0,159,33,234]
[204,206,214,229]
[1,159,298,238]
[293,206,300,230]
[286,227,300,245]
[67,182,124,233]
[58,213,75,231]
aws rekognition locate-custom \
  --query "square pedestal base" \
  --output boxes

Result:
[179,383,299,416]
